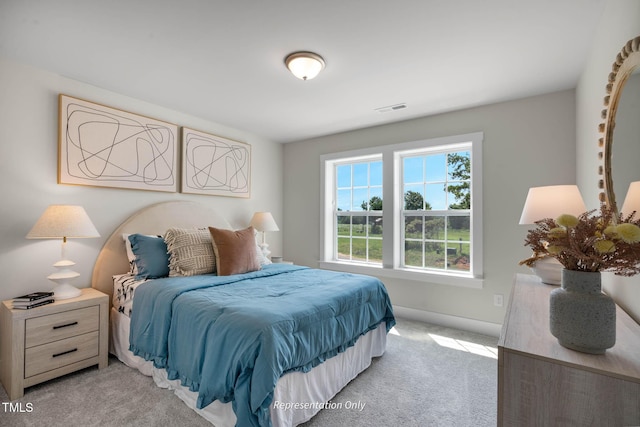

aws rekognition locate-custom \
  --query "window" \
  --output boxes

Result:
[401,148,471,273]
[335,158,383,264]
[321,133,483,288]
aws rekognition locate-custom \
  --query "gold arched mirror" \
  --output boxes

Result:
[598,36,640,221]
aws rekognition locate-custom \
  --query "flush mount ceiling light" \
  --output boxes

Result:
[284,51,325,80]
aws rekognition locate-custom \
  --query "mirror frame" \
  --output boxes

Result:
[598,36,640,221]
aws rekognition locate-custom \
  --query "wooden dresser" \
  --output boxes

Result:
[0,288,108,400]
[498,274,640,426]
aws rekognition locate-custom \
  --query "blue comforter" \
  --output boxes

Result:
[129,264,395,427]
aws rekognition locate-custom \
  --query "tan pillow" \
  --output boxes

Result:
[164,228,216,276]
[208,226,260,276]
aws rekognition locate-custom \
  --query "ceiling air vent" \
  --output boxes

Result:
[375,103,407,113]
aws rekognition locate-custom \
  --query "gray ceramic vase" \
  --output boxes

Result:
[549,269,616,354]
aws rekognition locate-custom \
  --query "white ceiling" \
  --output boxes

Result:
[0,0,606,143]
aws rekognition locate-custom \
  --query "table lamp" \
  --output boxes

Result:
[621,181,640,218]
[250,212,279,259]
[519,185,586,284]
[26,205,100,299]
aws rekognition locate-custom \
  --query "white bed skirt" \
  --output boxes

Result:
[110,308,387,427]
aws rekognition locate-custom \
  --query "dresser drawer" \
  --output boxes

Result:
[25,306,99,348]
[24,331,99,378]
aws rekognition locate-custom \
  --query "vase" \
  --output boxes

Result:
[549,269,616,354]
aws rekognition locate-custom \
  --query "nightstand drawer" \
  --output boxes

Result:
[25,306,99,348]
[24,331,99,378]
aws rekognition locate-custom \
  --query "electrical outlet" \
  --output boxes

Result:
[494,294,504,307]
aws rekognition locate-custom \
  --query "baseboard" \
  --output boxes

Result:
[393,305,502,338]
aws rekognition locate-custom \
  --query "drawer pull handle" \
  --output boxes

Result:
[53,321,78,330]
[52,348,78,358]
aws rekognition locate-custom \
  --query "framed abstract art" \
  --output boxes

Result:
[58,94,178,192]
[181,127,251,198]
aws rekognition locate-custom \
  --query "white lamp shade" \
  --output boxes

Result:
[285,52,325,80]
[250,212,279,232]
[27,205,100,239]
[519,185,586,224]
[621,181,640,217]
[26,205,99,300]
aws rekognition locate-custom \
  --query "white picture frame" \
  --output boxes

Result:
[58,94,178,192]
[181,127,251,198]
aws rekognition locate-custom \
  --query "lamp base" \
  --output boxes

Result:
[52,283,82,300]
[530,256,563,285]
[48,258,82,300]
[258,243,271,259]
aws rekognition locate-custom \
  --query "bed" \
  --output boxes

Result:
[91,201,395,427]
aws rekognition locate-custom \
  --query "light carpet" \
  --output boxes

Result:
[0,318,498,427]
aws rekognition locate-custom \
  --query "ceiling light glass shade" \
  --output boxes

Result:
[285,52,325,80]
[519,185,586,224]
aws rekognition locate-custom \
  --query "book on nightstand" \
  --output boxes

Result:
[11,298,54,309]
[12,291,54,302]
[11,291,55,309]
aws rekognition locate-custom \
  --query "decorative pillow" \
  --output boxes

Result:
[123,233,139,274]
[123,233,163,275]
[164,228,216,276]
[127,234,170,279]
[209,226,261,276]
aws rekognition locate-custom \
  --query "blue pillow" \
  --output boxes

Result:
[128,234,170,279]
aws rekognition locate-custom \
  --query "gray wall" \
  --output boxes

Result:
[0,58,284,303]
[283,90,576,326]
[575,0,640,322]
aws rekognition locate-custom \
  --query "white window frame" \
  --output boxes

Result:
[333,156,384,264]
[320,132,483,289]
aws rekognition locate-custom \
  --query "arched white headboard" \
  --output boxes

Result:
[91,201,231,301]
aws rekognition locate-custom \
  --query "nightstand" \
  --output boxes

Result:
[0,288,108,400]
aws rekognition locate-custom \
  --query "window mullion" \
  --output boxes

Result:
[382,150,395,269]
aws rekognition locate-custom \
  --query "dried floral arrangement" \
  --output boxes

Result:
[520,204,640,276]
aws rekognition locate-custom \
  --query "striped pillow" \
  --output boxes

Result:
[164,228,216,276]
